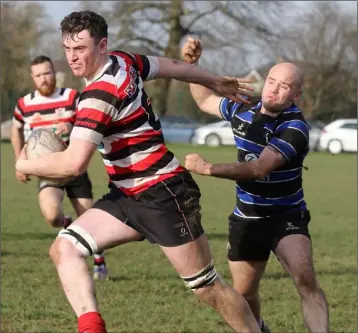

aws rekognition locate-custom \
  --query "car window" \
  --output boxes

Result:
[340,123,357,129]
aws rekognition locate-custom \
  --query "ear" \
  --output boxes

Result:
[99,38,107,54]
[294,87,303,100]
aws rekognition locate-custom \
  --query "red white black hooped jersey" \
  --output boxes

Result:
[70,51,185,196]
[13,88,79,143]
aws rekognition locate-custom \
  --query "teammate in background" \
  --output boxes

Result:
[181,37,329,333]
[11,55,108,280]
[15,10,262,333]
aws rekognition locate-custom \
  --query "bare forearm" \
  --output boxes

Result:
[11,127,24,160]
[206,162,263,182]
[16,152,78,178]
[156,57,220,89]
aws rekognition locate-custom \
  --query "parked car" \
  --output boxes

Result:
[160,116,201,144]
[318,118,357,154]
[192,119,327,150]
[191,121,235,147]
[306,120,325,152]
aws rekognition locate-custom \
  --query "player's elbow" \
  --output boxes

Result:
[252,162,269,180]
[64,155,88,177]
[68,160,87,177]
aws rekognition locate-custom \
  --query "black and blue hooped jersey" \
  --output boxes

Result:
[219,98,309,219]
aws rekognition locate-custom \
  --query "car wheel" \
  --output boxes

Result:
[328,139,343,154]
[205,133,221,147]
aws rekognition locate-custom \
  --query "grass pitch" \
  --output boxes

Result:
[1,142,356,332]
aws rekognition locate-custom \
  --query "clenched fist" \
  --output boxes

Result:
[185,153,212,176]
[181,37,202,64]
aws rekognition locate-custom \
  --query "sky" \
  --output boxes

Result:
[42,1,78,27]
[39,0,357,73]
[42,1,357,27]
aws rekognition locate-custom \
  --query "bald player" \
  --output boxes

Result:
[181,38,329,333]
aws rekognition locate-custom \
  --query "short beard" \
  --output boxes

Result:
[37,80,56,96]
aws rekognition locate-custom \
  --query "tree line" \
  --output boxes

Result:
[1,1,356,123]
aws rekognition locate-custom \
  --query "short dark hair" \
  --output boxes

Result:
[31,55,54,70]
[60,10,108,44]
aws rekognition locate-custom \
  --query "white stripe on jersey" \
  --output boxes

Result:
[116,80,144,120]
[114,56,129,84]
[100,72,127,95]
[13,88,78,136]
[103,120,156,143]
[78,98,117,117]
[103,143,162,168]
[71,127,103,145]
[112,156,180,189]
[145,56,159,81]
[22,88,74,106]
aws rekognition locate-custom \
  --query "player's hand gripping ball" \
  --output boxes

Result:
[26,128,73,186]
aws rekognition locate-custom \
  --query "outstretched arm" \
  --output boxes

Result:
[185,119,309,181]
[180,37,252,117]
[185,146,286,182]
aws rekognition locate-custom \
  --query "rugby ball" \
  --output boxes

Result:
[26,129,71,186]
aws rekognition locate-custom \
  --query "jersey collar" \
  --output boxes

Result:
[84,56,113,86]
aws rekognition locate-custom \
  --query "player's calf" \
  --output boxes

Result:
[180,261,260,332]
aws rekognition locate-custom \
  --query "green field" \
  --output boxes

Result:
[1,142,356,333]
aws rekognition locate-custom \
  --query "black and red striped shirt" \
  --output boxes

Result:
[71,51,185,195]
[13,87,79,143]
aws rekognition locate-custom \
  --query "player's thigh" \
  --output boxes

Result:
[228,214,273,262]
[127,173,209,276]
[61,208,143,253]
[273,210,313,276]
[38,182,65,218]
[160,234,213,277]
[127,173,204,247]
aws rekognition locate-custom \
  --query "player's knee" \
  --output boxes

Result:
[57,224,98,257]
[49,237,76,265]
[292,265,318,293]
[239,289,259,303]
[42,210,63,228]
[232,280,259,300]
[50,225,98,263]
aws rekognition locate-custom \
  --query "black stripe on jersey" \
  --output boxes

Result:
[75,117,107,135]
[117,82,141,112]
[278,112,307,123]
[59,88,66,95]
[20,106,75,117]
[72,92,80,110]
[237,201,303,217]
[111,50,136,64]
[275,127,308,153]
[109,151,175,181]
[239,177,302,198]
[106,111,148,135]
[102,135,165,161]
[137,55,150,80]
[30,92,35,100]
[107,55,121,77]
[80,89,121,110]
